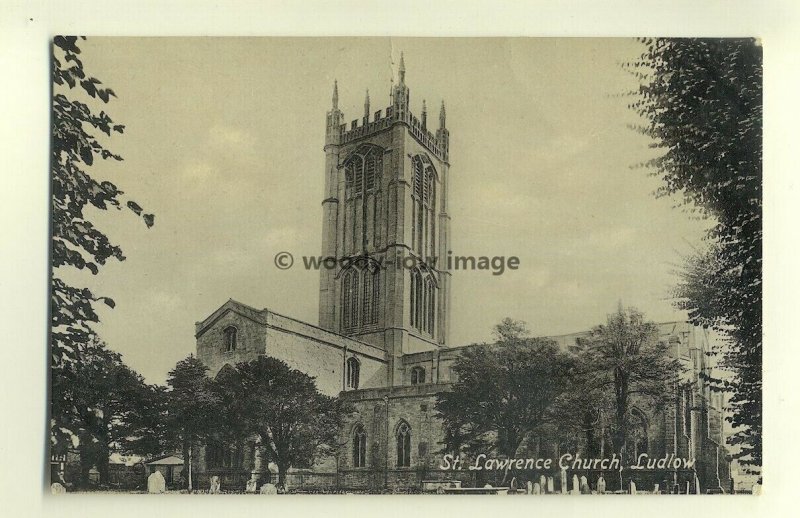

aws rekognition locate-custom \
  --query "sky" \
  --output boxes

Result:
[65,37,713,384]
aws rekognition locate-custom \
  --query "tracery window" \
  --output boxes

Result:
[410,155,436,257]
[342,269,359,332]
[409,268,436,337]
[344,145,383,252]
[346,357,360,389]
[341,264,380,334]
[353,424,367,468]
[396,421,412,467]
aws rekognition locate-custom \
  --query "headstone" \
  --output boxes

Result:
[695,475,702,495]
[483,483,493,488]
[596,475,606,494]
[246,477,258,493]
[147,471,166,494]
[560,469,567,494]
[532,482,541,495]
[539,475,546,492]
[572,474,580,495]
[50,483,66,495]
[546,476,554,494]
[209,475,221,494]
[260,483,278,495]
[653,483,659,494]
[509,477,518,494]
[526,481,533,495]
[580,476,590,494]
[630,480,637,495]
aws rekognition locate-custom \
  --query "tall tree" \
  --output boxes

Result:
[165,355,221,491]
[629,38,762,468]
[220,357,349,487]
[435,323,575,469]
[52,341,163,488]
[569,306,682,460]
[50,35,154,462]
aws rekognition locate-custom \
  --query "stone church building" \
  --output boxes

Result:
[192,57,731,493]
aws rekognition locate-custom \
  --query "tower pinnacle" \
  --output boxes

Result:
[332,80,339,110]
[422,99,427,129]
[364,89,370,119]
[399,52,406,84]
[439,100,446,128]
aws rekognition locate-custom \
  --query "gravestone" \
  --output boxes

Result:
[580,476,591,494]
[539,475,546,492]
[560,469,567,494]
[546,476,554,494]
[630,480,637,495]
[526,481,533,495]
[572,475,580,495]
[596,475,606,494]
[509,477,518,494]
[245,477,258,493]
[209,475,221,494]
[50,483,66,495]
[147,471,166,494]
[260,483,278,495]
[532,482,541,495]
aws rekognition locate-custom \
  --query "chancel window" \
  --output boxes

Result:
[223,326,237,352]
[353,424,367,468]
[346,357,360,389]
[396,421,412,467]
[410,366,426,385]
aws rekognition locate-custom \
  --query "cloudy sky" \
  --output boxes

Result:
[68,37,712,383]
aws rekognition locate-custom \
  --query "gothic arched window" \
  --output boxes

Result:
[344,145,383,253]
[410,155,437,257]
[424,277,436,334]
[409,268,436,338]
[396,421,412,467]
[342,269,360,332]
[223,326,237,352]
[346,357,360,390]
[410,366,426,385]
[362,266,379,326]
[353,424,367,468]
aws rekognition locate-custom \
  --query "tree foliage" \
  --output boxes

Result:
[50,35,156,481]
[629,38,762,468]
[565,306,682,460]
[51,340,166,487]
[213,356,350,486]
[165,355,221,488]
[435,328,575,462]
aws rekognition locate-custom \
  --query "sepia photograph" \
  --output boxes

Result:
[46,35,762,497]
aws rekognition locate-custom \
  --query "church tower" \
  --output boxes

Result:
[318,54,452,385]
